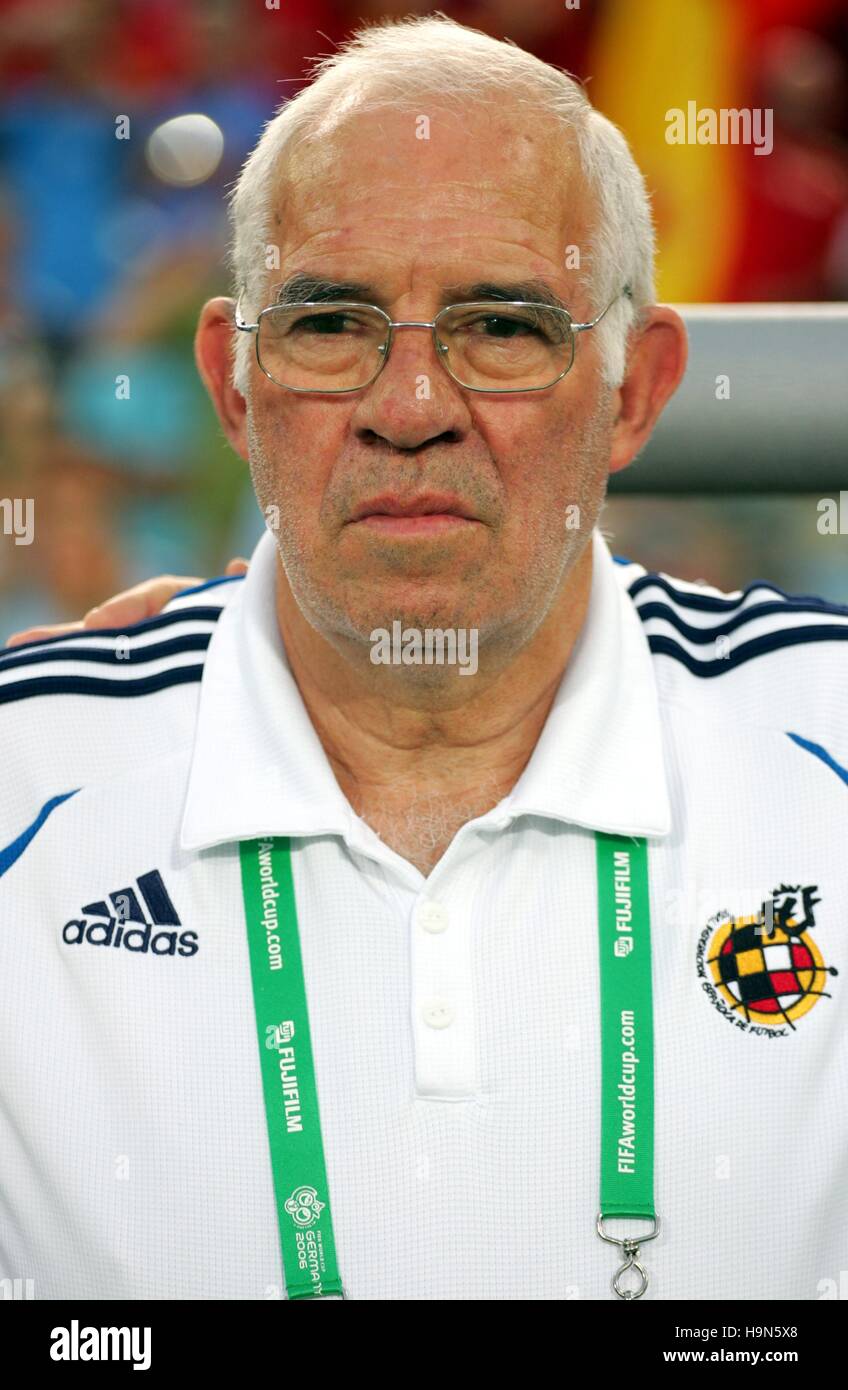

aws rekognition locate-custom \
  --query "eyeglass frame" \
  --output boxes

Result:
[233,284,633,395]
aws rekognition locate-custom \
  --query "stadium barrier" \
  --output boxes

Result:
[609,304,848,493]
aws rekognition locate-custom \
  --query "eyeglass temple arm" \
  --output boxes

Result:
[233,295,258,333]
[571,284,633,334]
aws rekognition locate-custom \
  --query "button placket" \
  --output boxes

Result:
[411,887,478,1098]
[418,901,449,934]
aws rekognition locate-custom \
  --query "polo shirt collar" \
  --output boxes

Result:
[501,530,672,838]
[180,525,356,852]
[180,525,672,853]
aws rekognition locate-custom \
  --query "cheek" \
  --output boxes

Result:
[495,405,600,519]
[248,395,342,520]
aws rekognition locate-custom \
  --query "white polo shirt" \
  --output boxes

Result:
[1,523,847,1301]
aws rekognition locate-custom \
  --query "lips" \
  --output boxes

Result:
[349,493,477,522]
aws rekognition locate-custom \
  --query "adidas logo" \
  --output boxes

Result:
[62,870,198,957]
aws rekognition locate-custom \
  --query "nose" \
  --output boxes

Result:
[348,322,471,452]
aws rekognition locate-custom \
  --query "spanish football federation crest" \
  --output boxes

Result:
[696,884,838,1034]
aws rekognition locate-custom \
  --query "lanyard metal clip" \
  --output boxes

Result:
[596,1212,660,1300]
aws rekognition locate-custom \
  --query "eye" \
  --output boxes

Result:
[468,314,541,338]
[292,312,355,335]
[447,306,567,345]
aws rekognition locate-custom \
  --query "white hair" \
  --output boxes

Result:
[227,12,656,397]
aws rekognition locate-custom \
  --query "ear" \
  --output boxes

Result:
[194,297,250,463]
[608,306,688,476]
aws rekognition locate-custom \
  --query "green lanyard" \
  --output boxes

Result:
[239,837,344,1299]
[594,832,660,1300]
[240,831,658,1301]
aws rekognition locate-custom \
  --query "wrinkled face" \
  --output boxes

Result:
[245,100,614,657]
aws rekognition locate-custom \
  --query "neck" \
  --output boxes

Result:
[273,538,594,873]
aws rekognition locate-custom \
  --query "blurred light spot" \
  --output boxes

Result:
[145,114,224,188]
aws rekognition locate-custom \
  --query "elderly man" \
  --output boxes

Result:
[1,15,846,1303]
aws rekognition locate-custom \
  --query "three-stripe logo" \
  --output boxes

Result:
[62,869,198,956]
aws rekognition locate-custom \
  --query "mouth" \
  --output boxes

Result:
[348,493,480,536]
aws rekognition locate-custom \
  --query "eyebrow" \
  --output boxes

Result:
[272,272,570,312]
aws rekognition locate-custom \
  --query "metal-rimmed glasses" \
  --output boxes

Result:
[234,285,632,394]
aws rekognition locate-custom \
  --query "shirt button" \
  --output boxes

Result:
[417,901,449,934]
[421,1000,454,1029]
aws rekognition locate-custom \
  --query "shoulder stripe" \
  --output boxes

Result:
[0,633,212,675]
[631,598,848,644]
[0,664,204,707]
[627,570,848,617]
[645,625,848,676]
[0,790,79,879]
[0,605,225,664]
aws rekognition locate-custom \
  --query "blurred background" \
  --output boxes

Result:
[0,0,846,637]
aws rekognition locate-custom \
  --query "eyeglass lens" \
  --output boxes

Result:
[256,302,576,390]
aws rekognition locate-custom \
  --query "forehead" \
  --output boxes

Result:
[268,100,592,284]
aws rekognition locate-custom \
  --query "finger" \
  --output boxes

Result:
[83,576,205,628]
[225,557,249,576]
[5,620,87,648]
[5,569,223,649]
